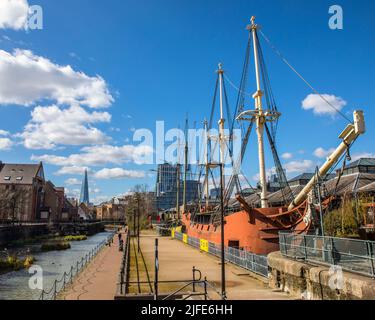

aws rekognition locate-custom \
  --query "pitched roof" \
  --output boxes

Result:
[288,173,314,183]
[288,173,336,183]
[0,163,44,185]
[357,181,375,193]
[346,158,375,169]
[323,172,375,196]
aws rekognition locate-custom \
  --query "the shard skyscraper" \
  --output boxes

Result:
[79,169,90,205]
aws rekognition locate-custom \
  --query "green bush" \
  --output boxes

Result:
[324,199,360,237]
[63,235,87,241]
[41,241,71,252]
[23,256,35,268]
[0,255,35,274]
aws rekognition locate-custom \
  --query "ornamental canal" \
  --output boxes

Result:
[0,231,112,300]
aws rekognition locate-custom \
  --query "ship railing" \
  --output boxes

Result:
[174,231,268,277]
[279,231,375,278]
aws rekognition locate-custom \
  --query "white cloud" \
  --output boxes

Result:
[65,188,80,198]
[54,166,89,176]
[281,152,293,160]
[93,168,146,180]
[284,160,315,174]
[91,195,111,205]
[351,152,375,162]
[0,129,10,136]
[32,143,153,167]
[313,147,335,159]
[252,168,276,182]
[0,49,113,108]
[0,0,29,30]
[302,94,347,116]
[64,178,81,186]
[0,137,12,150]
[89,188,101,195]
[21,105,111,149]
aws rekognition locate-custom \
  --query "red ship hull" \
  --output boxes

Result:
[182,202,311,255]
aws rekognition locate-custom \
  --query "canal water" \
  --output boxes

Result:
[0,231,112,300]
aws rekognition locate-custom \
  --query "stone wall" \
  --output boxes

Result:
[268,251,375,300]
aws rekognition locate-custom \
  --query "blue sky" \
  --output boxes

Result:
[0,0,374,203]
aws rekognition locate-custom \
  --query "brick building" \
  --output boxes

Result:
[0,162,67,222]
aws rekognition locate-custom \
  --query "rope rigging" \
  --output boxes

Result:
[258,29,353,125]
[264,123,295,204]
[191,19,359,212]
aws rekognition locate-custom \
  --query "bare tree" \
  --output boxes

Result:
[124,184,151,230]
[0,186,25,224]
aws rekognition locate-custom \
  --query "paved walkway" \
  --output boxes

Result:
[59,231,124,300]
[140,231,293,300]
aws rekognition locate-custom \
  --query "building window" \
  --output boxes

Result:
[16,177,23,181]
[4,176,11,181]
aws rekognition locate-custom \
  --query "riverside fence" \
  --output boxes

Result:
[39,233,114,300]
[172,231,268,277]
[279,232,375,278]
[117,230,131,295]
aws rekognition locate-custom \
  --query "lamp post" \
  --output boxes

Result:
[133,208,136,238]
[137,194,140,253]
[315,167,325,236]
[219,163,226,300]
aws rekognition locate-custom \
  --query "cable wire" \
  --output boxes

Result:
[259,29,353,124]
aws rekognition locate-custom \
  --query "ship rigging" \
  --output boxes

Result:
[178,17,365,255]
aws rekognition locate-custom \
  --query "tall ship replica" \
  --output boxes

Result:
[179,17,366,255]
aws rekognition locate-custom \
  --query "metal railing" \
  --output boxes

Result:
[155,224,172,236]
[39,233,114,300]
[118,231,130,295]
[279,232,375,278]
[173,232,268,277]
[119,266,223,300]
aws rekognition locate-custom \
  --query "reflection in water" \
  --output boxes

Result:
[0,232,111,300]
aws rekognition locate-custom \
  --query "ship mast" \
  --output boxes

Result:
[204,119,210,209]
[237,17,281,208]
[249,16,268,208]
[183,116,188,212]
[217,63,226,197]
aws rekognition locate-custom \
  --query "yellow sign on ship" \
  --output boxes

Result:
[183,234,188,244]
[200,239,209,252]
[171,228,175,238]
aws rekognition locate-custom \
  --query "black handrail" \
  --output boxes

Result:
[39,233,114,300]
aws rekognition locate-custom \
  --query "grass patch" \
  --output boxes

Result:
[9,234,58,247]
[63,235,88,241]
[128,238,154,295]
[41,241,71,252]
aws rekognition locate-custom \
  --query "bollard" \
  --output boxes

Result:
[154,238,159,301]
[192,266,196,292]
[53,280,57,300]
[204,277,208,300]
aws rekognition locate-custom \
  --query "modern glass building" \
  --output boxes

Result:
[155,163,200,210]
[79,169,90,205]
